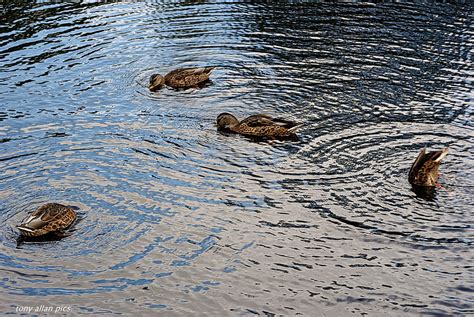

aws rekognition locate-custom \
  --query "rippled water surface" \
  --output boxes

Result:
[1,2,473,316]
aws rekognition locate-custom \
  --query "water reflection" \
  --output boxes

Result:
[0,1,473,316]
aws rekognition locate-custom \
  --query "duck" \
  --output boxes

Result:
[16,203,76,237]
[149,67,214,91]
[408,147,448,187]
[216,113,302,140]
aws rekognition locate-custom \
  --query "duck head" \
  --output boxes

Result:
[149,74,165,91]
[216,113,239,130]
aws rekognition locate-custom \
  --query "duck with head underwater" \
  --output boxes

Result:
[408,147,448,187]
[149,67,214,91]
[16,203,76,238]
[216,112,302,140]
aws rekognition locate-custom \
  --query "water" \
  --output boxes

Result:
[0,2,473,315]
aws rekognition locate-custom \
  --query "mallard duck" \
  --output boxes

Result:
[149,67,214,91]
[16,203,76,237]
[216,113,302,139]
[408,147,448,187]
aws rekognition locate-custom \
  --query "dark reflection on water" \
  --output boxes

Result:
[0,1,473,315]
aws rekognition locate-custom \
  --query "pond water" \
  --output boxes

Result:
[0,2,473,316]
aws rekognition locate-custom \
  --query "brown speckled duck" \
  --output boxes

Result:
[16,203,76,237]
[216,113,302,140]
[408,148,448,187]
[149,67,214,91]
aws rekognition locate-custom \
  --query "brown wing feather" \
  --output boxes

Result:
[241,115,276,127]
[39,203,65,222]
[17,203,76,236]
[240,114,299,129]
[271,117,300,129]
[240,114,272,124]
[233,123,294,138]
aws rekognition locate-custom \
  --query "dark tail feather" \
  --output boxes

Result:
[287,124,304,133]
[204,66,215,73]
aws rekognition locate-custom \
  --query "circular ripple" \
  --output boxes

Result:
[286,121,473,244]
[0,1,472,315]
